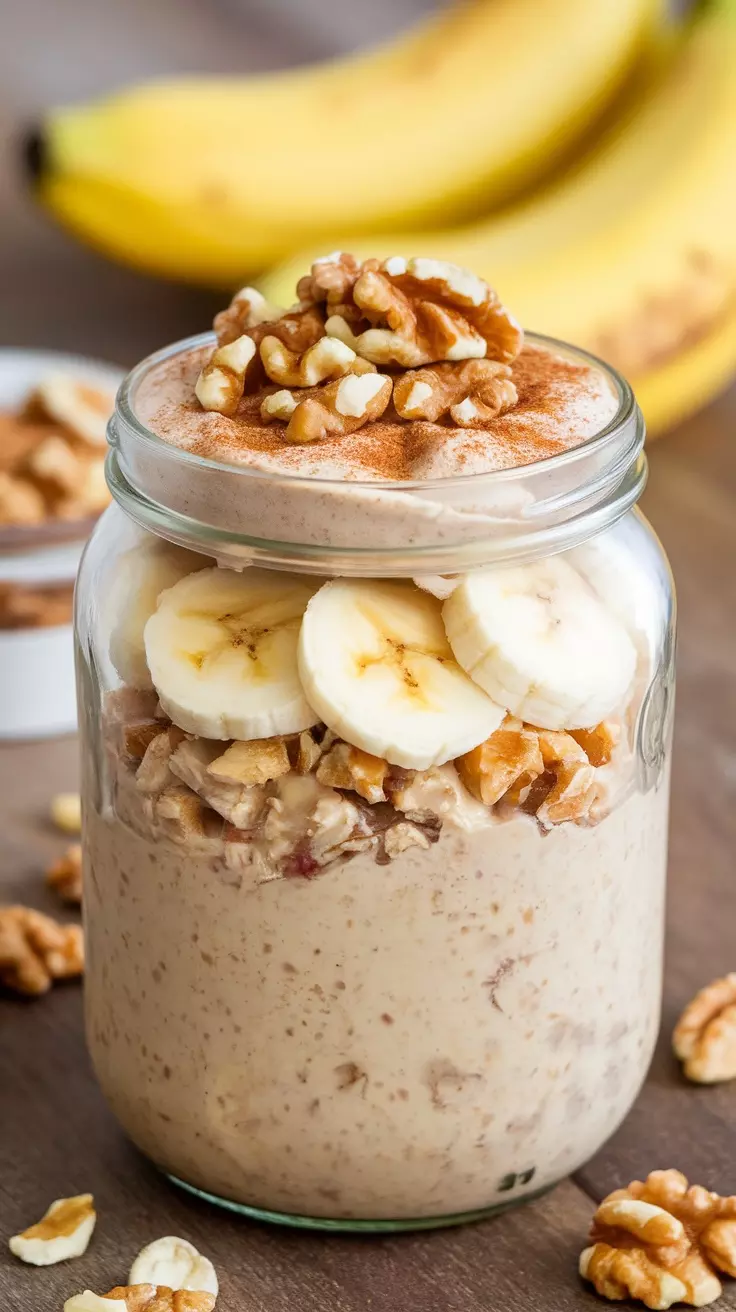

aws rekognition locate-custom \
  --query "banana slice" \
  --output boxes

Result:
[32,373,113,447]
[108,540,205,688]
[443,555,637,730]
[145,566,319,739]
[298,579,505,770]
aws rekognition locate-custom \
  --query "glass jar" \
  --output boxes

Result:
[76,332,674,1231]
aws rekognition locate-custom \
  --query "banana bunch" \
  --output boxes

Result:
[32,0,660,280]
[30,0,735,433]
[261,0,736,435]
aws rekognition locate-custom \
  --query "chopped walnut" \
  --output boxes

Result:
[570,720,621,767]
[154,787,209,843]
[121,719,169,762]
[300,254,523,368]
[316,741,388,803]
[194,334,256,415]
[580,1169,736,1308]
[0,906,83,995]
[46,844,83,905]
[394,360,517,425]
[208,737,291,786]
[536,730,596,827]
[0,470,46,525]
[295,728,324,774]
[456,715,544,807]
[9,1193,96,1265]
[673,974,736,1084]
[264,371,393,444]
[170,738,268,829]
[128,1236,218,1297]
[383,821,431,859]
[136,729,188,795]
[30,375,112,448]
[65,1288,216,1312]
[260,334,358,388]
[213,286,286,344]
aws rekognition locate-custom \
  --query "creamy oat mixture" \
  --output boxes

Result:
[83,256,669,1220]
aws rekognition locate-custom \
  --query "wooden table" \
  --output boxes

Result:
[1,387,735,1311]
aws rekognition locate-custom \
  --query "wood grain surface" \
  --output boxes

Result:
[1,0,735,1308]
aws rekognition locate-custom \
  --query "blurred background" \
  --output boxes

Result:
[0,0,733,426]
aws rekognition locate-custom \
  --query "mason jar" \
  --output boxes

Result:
[75,330,674,1231]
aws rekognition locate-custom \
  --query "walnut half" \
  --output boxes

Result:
[580,1170,736,1308]
[673,974,736,1084]
[64,1288,216,1312]
[0,905,83,996]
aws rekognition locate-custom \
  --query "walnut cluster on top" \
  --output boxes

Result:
[195,254,524,444]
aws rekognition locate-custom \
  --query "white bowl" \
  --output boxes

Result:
[0,348,124,740]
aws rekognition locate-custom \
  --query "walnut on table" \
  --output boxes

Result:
[673,974,736,1084]
[0,905,83,995]
[46,844,83,905]
[64,1287,216,1312]
[580,1169,736,1309]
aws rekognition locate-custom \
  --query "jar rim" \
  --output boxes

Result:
[115,329,637,491]
[107,330,647,574]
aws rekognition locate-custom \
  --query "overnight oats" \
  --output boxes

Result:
[75,254,675,1228]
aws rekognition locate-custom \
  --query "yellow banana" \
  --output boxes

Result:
[31,0,661,282]
[262,0,736,435]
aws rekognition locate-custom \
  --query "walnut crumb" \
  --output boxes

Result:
[46,844,83,905]
[0,905,83,995]
[580,1169,736,1308]
[673,974,736,1084]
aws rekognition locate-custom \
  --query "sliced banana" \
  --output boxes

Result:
[145,566,319,740]
[108,540,206,689]
[443,555,637,730]
[32,373,113,447]
[298,579,505,770]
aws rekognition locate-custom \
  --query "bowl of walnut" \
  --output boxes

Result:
[0,348,123,739]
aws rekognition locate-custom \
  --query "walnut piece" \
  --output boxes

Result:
[213,285,286,344]
[65,1288,216,1312]
[51,791,82,834]
[260,334,358,388]
[535,730,596,826]
[456,715,544,806]
[569,720,621,767]
[264,371,393,444]
[394,359,517,425]
[383,821,431,859]
[0,905,83,995]
[9,1193,95,1266]
[316,741,388,803]
[580,1169,736,1308]
[673,974,736,1084]
[46,844,83,905]
[153,787,209,843]
[300,254,523,368]
[208,737,291,785]
[194,334,256,415]
[295,729,324,774]
[128,1237,218,1297]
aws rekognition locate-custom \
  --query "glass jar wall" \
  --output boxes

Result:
[75,335,675,1230]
